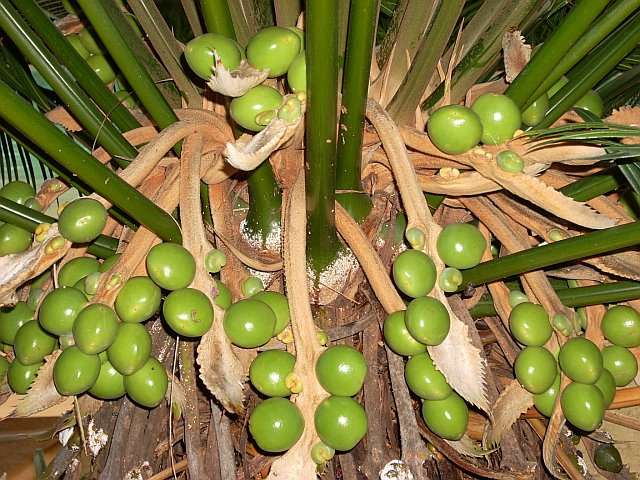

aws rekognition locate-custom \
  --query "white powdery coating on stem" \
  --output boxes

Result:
[240,218,283,253]
[379,460,415,480]
[87,419,108,457]
[308,248,359,304]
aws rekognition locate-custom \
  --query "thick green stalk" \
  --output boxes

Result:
[387,0,465,123]
[0,198,118,258]
[560,171,621,202]
[0,79,181,243]
[336,0,379,191]
[528,0,640,106]
[0,0,138,162]
[470,281,640,317]
[200,0,236,37]
[539,10,640,128]
[306,0,341,272]
[459,220,640,289]
[12,0,141,133]
[506,0,610,108]
[77,0,180,131]
[244,162,282,244]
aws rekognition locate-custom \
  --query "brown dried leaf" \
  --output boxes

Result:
[586,252,640,281]
[15,351,65,417]
[502,30,530,83]
[484,380,534,448]
[45,106,82,131]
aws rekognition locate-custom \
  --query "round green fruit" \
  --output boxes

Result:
[184,33,243,80]
[315,345,367,396]
[8,359,41,394]
[13,321,56,365]
[249,397,304,452]
[86,55,116,84]
[315,396,367,451]
[124,356,168,408]
[521,94,549,127]
[509,302,552,346]
[230,85,283,132]
[421,391,469,441]
[223,299,277,348]
[574,90,604,118]
[58,198,108,244]
[383,310,427,356]
[247,26,301,77]
[405,297,450,346]
[0,224,32,256]
[533,373,560,417]
[0,181,35,205]
[146,242,196,291]
[287,51,306,93]
[58,256,99,288]
[115,276,162,323]
[214,280,232,310]
[107,323,151,375]
[73,304,119,354]
[392,249,437,298]
[53,346,101,395]
[241,276,264,297]
[0,301,34,345]
[594,368,616,408]
[38,287,87,336]
[67,34,90,59]
[427,105,482,155]
[471,93,521,145]
[601,305,640,348]
[436,223,486,269]
[405,352,452,400]
[561,382,604,432]
[514,346,557,394]
[559,337,603,384]
[249,350,296,397]
[594,444,623,473]
[286,27,304,49]
[88,360,125,400]
[163,287,214,337]
[252,291,290,335]
[602,345,637,387]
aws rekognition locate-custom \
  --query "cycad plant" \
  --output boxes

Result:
[1,0,640,478]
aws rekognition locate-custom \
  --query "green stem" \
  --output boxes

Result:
[0,78,182,243]
[459,220,640,289]
[0,0,138,163]
[244,162,282,245]
[12,0,141,133]
[306,0,341,272]
[77,0,180,132]
[596,63,640,102]
[505,0,609,108]
[539,10,640,128]
[336,0,379,191]
[0,43,52,112]
[560,171,622,202]
[387,0,465,123]
[527,0,640,107]
[0,197,118,258]
[199,0,236,37]
[470,281,640,318]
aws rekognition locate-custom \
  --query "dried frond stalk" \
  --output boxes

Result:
[15,351,65,417]
[484,380,533,448]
